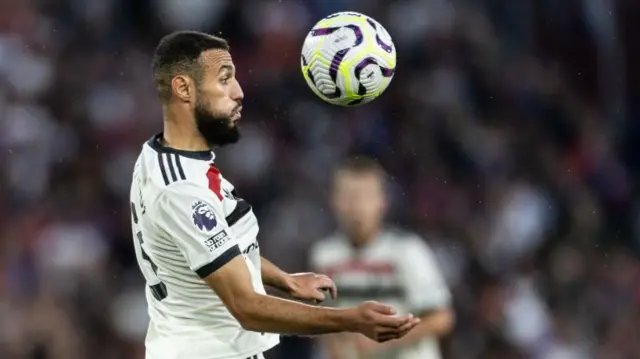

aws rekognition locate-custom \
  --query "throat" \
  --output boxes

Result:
[348,229,380,250]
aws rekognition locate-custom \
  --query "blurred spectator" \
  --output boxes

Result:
[0,0,638,359]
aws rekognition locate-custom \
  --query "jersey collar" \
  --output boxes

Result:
[147,133,215,161]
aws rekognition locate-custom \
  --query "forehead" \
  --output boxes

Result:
[200,49,234,73]
[334,170,383,188]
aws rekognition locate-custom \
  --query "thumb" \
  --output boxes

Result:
[311,289,326,301]
[370,302,397,315]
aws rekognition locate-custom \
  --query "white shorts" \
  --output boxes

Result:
[147,352,264,359]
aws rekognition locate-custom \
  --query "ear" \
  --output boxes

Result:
[171,75,193,102]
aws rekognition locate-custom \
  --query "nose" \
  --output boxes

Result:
[231,78,244,102]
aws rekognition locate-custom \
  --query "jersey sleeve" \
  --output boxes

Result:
[155,182,241,279]
[398,236,451,314]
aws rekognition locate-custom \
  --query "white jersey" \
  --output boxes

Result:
[130,134,279,359]
[310,229,450,359]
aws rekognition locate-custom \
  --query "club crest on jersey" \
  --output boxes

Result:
[192,201,217,232]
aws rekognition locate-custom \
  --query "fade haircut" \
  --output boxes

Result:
[152,31,229,101]
[333,156,387,185]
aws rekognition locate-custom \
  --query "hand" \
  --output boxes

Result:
[352,301,420,343]
[286,272,337,303]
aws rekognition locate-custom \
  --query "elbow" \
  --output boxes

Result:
[236,314,261,332]
[226,294,263,332]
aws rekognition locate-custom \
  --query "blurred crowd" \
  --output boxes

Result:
[1,0,639,358]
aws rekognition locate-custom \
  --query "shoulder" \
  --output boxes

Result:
[311,233,347,253]
[147,181,223,234]
[140,134,215,188]
[381,227,433,254]
[309,234,348,265]
[157,180,219,209]
[151,150,211,188]
[137,144,188,189]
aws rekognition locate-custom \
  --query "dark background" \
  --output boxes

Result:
[1,0,639,358]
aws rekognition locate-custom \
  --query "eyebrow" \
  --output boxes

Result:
[218,65,234,75]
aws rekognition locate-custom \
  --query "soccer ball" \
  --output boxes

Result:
[301,12,396,106]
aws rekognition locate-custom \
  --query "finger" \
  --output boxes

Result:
[375,313,415,328]
[327,280,337,299]
[396,323,418,339]
[371,315,405,328]
[370,303,397,316]
[395,328,412,339]
[317,277,338,299]
[377,318,417,334]
[376,334,399,343]
[393,318,421,339]
[396,318,420,335]
[376,329,408,342]
[310,290,326,302]
[376,322,416,342]
[375,326,404,336]
[374,321,415,336]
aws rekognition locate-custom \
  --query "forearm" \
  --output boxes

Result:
[260,256,291,292]
[237,292,354,335]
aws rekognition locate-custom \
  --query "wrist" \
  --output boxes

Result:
[335,307,359,333]
[274,272,294,293]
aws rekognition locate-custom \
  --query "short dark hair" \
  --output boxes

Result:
[152,31,229,101]
[334,156,387,179]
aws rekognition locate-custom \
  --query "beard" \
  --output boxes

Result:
[194,98,240,148]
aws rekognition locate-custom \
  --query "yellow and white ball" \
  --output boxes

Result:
[301,12,396,106]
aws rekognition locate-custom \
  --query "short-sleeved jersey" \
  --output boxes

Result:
[130,134,279,359]
[310,229,450,359]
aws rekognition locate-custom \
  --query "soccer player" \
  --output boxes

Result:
[310,157,455,359]
[129,31,420,359]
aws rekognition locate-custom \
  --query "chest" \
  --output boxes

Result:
[318,243,406,302]
[217,177,261,258]
[167,160,261,259]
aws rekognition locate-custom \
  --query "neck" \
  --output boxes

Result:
[162,104,210,151]
[349,226,381,248]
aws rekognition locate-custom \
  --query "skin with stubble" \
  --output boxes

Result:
[163,49,243,151]
[332,169,387,247]
[192,50,243,147]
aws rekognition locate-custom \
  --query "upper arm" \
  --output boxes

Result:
[398,237,451,313]
[202,254,259,318]
[155,182,241,279]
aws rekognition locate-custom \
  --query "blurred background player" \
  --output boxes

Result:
[310,157,454,359]
[2,1,640,359]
